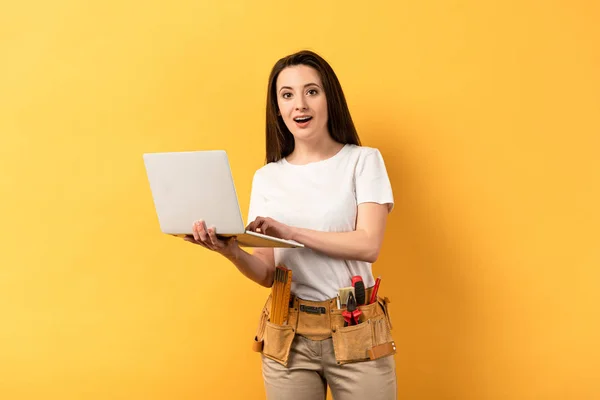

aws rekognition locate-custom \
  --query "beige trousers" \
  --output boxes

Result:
[262,335,397,400]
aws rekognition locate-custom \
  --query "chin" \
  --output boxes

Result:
[291,130,322,142]
[290,129,313,138]
[289,125,328,142]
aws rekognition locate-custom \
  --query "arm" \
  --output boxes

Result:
[186,220,276,288]
[223,247,276,288]
[248,202,390,263]
[291,203,389,263]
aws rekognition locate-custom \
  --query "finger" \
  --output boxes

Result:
[195,220,202,240]
[193,220,202,241]
[201,223,220,251]
[198,220,209,242]
[262,223,271,235]
[184,235,209,249]
[208,227,224,249]
[247,217,264,232]
[254,217,266,230]
[255,219,268,233]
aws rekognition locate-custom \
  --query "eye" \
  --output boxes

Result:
[281,92,292,99]
[307,89,318,95]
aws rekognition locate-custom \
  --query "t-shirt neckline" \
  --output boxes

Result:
[282,144,350,167]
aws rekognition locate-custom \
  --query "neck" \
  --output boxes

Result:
[287,134,344,165]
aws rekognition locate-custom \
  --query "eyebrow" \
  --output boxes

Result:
[278,83,321,92]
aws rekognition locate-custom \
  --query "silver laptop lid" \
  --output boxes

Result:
[143,150,245,235]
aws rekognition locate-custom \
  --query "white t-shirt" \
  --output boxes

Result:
[247,144,394,301]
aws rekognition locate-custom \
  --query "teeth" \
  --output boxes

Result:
[295,117,311,122]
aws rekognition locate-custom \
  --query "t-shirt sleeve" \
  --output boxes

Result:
[355,148,394,212]
[247,170,267,226]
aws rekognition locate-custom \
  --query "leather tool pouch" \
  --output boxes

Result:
[330,296,396,365]
[252,294,395,367]
[252,295,297,367]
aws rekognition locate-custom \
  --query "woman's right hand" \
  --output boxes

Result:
[184,219,240,258]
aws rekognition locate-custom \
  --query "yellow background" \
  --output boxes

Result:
[1,0,599,399]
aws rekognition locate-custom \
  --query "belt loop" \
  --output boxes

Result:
[287,296,299,331]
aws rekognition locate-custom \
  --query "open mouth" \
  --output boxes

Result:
[294,116,313,123]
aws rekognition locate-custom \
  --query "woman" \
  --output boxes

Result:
[185,50,397,400]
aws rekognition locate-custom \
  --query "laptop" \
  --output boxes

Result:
[142,150,304,248]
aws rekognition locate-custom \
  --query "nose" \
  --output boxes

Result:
[295,96,308,111]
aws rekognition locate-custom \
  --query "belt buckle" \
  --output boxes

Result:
[300,305,326,315]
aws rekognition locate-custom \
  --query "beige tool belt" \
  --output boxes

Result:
[252,286,396,367]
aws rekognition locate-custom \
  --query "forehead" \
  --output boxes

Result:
[276,65,323,89]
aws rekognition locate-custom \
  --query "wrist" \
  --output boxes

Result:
[222,245,242,261]
[288,226,301,241]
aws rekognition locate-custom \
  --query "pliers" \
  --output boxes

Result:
[342,292,362,326]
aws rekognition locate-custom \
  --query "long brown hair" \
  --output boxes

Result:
[265,50,361,163]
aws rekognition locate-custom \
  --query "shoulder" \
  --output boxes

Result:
[344,145,391,179]
[344,144,382,156]
[343,144,386,164]
[251,159,285,183]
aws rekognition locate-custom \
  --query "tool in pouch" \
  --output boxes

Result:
[270,265,293,324]
[254,271,396,366]
[338,286,354,306]
[352,275,366,305]
[342,292,362,326]
[369,275,381,304]
[342,276,366,326]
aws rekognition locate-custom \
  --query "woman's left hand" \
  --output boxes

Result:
[246,217,295,241]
